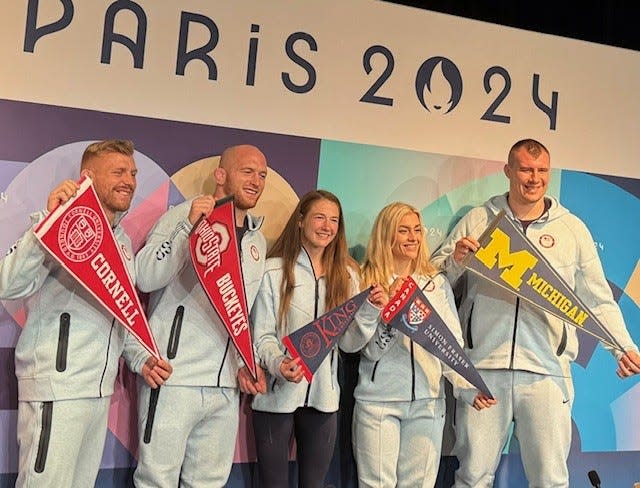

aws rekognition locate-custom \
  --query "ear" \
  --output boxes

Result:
[81,168,94,180]
[214,167,226,186]
[503,163,511,178]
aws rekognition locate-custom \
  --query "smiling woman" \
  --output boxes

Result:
[250,189,376,487]
[298,198,340,259]
[351,201,494,488]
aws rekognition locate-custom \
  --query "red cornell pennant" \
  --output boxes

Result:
[189,196,257,379]
[33,176,160,357]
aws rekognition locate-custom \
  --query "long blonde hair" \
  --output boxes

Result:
[268,190,358,330]
[361,202,436,291]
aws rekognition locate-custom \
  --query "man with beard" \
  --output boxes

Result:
[134,144,269,487]
[0,140,172,487]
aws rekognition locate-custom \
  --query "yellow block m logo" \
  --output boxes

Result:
[475,228,538,290]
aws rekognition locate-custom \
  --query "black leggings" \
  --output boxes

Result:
[252,407,337,488]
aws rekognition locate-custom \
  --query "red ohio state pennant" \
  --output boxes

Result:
[189,196,257,379]
[34,175,159,358]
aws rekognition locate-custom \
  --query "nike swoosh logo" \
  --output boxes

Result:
[562,399,570,404]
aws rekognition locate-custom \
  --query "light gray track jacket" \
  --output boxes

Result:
[1,211,148,401]
[135,199,266,387]
[431,194,637,377]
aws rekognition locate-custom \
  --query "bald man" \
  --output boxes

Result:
[134,145,269,487]
[0,140,171,487]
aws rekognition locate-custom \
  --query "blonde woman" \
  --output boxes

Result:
[346,202,494,488]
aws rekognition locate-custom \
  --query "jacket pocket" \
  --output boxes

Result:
[370,360,379,382]
[556,324,568,356]
[56,313,70,372]
[34,401,53,473]
[465,304,474,349]
[167,306,184,359]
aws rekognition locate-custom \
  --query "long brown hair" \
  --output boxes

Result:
[361,202,436,291]
[268,190,358,330]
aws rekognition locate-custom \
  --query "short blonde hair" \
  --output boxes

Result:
[81,140,134,168]
[508,139,549,166]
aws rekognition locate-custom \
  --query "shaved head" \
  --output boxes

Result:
[213,144,268,212]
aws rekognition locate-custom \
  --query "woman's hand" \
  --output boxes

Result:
[367,283,389,309]
[280,356,305,383]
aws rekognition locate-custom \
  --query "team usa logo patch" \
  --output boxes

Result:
[539,234,555,248]
[57,206,103,262]
[300,332,322,358]
[250,244,260,261]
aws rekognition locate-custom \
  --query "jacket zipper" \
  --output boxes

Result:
[509,297,520,369]
[509,220,532,369]
[410,340,416,401]
[217,337,231,387]
[99,319,115,397]
[330,349,335,390]
[304,276,320,406]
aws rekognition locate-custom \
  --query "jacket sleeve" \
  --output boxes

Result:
[573,222,638,358]
[252,271,287,381]
[339,271,380,353]
[135,204,193,293]
[360,321,399,361]
[339,299,382,353]
[121,332,152,375]
[0,212,50,299]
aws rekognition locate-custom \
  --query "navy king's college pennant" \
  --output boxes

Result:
[382,277,492,398]
[34,175,160,357]
[463,210,624,352]
[282,287,371,382]
[189,195,257,379]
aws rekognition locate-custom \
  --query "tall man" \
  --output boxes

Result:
[134,144,268,487]
[0,140,172,487]
[432,139,640,487]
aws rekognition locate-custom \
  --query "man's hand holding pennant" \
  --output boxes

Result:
[189,196,257,379]
[381,277,493,398]
[33,175,160,357]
